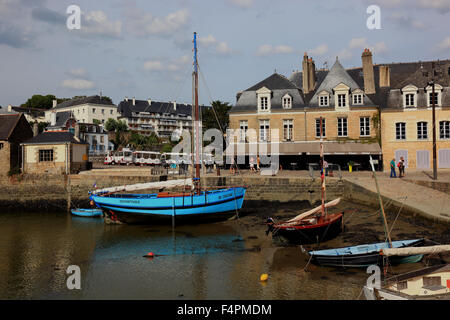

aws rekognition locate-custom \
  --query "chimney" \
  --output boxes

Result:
[132,97,135,106]
[362,48,375,94]
[148,99,152,105]
[308,57,316,92]
[302,53,310,94]
[75,123,80,139]
[7,105,12,112]
[33,122,39,137]
[50,111,56,126]
[125,96,128,102]
[173,101,177,110]
[52,99,57,108]
[379,65,390,87]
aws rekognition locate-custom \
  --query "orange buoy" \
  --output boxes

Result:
[146,252,154,257]
[260,273,269,282]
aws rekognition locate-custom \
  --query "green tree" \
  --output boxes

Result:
[201,100,232,133]
[93,119,101,125]
[37,121,49,133]
[21,94,57,109]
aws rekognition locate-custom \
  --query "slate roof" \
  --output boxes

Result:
[53,95,115,110]
[118,99,194,118]
[232,73,305,112]
[0,114,21,140]
[22,131,88,145]
[308,59,375,108]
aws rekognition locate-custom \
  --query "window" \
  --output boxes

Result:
[353,94,363,105]
[239,120,248,142]
[423,276,441,287]
[397,281,408,291]
[440,121,450,139]
[360,117,370,136]
[315,118,326,137]
[396,122,406,140]
[337,94,346,107]
[283,119,293,141]
[260,97,268,110]
[93,108,96,114]
[39,149,54,162]
[0,142,3,150]
[282,95,292,109]
[319,95,329,106]
[110,110,113,115]
[417,122,428,140]
[405,94,415,107]
[259,120,270,141]
[102,109,105,115]
[429,92,438,106]
[338,118,348,137]
[100,136,104,143]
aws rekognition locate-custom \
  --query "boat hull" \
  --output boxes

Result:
[71,209,103,217]
[309,239,425,268]
[90,187,246,224]
[271,213,343,245]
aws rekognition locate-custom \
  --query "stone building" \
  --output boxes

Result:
[44,95,118,125]
[21,131,89,174]
[0,113,33,175]
[117,98,193,139]
[229,51,382,170]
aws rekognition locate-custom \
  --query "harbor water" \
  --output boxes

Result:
[0,200,448,299]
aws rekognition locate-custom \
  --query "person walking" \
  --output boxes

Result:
[250,156,256,173]
[256,155,261,172]
[390,158,397,178]
[398,157,405,178]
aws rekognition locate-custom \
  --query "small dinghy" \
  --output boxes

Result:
[71,208,103,217]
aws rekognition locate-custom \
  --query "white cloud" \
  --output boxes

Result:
[67,68,87,78]
[81,10,122,38]
[62,79,96,90]
[337,48,353,60]
[418,0,450,13]
[228,0,255,8]
[338,38,388,59]
[372,41,388,55]
[437,37,450,51]
[143,60,165,72]
[143,55,191,73]
[349,38,368,49]
[256,44,294,56]
[125,9,189,37]
[197,34,235,55]
[309,44,328,56]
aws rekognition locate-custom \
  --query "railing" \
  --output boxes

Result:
[308,163,342,180]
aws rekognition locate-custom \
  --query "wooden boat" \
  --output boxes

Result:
[266,117,343,244]
[89,33,247,225]
[308,239,424,268]
[71,208,103,217]
[308,156,425,268]
[364,262,450,300]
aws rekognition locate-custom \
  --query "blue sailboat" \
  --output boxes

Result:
[89,33,247,224]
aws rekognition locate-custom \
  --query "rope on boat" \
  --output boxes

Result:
[388,196,407,234]
[303,253,313,272]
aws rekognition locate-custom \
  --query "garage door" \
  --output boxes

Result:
[395,149,408,168]
[438,149,450,168]
[416,150,430,169]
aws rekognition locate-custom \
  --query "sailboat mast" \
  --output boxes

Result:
[320,116,326,217]
[193,32,201,190]
[370,156,393,247]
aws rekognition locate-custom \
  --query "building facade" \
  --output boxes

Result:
[118,98,193,139]
[45,95,118,125]
[0,113,33,175]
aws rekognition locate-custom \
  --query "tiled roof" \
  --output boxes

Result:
[22,131,88,144]
[118,99,194,118]
[53,95,115,110]
[0,114,21,140]
[232,73,305,112]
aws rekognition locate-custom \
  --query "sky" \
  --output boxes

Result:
[0,0,450,108]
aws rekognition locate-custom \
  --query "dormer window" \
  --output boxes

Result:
[402,85,418,108]
[337,94,346,107]
[256,86,271,113]
[318,91,330,106]
[282,94,292,109]
[352,93,363,105]
[426,84,442,107]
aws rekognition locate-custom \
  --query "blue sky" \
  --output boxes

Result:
[0,0,449,107]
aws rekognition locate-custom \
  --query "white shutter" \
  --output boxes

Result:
[416,150,430,169]
[438,149,450,168]
[395,149,408,168]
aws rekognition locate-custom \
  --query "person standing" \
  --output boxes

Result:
[250,156,256,173]
[256,155,261,172]
[398,157,405,178]
[323,160,329,176]
[390,158,397,178]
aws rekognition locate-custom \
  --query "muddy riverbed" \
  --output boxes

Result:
[0,200,448,299]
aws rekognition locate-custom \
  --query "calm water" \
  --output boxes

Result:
[0,201,448,300]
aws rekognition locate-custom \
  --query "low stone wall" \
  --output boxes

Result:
[0,173,345,211]
[404,179,450,195]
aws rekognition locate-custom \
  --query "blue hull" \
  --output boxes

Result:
[71,208,103,217]
[90,187,246,224]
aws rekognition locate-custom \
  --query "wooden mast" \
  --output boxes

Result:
[193,32,201,193]
[370,155,393,248]
[320,116,326,217]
